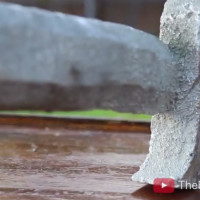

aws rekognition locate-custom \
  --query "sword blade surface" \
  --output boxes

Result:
[0,3,177,114]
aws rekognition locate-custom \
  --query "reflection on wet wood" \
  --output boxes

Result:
[0,119,199,199]
[0,122,148,199]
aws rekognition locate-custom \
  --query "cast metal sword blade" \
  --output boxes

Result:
[0,2,177,114]
[132,0,200,188]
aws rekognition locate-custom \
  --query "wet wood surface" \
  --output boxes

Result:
[0,116,199,199]
[0,115,151,133]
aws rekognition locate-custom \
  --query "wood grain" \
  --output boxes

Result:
[0,115,151,133]
[0,118,198,199]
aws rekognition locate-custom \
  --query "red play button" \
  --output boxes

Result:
[153,178,175,193]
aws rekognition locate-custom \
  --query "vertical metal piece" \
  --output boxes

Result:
[132,0,200,188]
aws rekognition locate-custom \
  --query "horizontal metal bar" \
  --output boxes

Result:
[0,2,177,115]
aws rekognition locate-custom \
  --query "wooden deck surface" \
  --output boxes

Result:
[0,116,199,199]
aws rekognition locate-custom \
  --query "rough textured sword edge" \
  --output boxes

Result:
[132,0,200,188]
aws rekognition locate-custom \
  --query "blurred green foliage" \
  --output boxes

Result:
[0,110,151,121]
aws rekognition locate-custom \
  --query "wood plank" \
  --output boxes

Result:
[0,115,151,133]
[0,122,199,199]
[0,125,148,199]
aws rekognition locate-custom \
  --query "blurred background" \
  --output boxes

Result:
[0,0,166,120]
[0,0,165,36]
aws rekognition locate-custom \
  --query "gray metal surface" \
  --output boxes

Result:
[1,1,200,188]
[0,2,177,114]
[133,0,200,188]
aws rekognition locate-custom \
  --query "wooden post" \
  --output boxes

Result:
[84,0,100,18]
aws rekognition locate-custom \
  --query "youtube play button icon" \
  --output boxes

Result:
[153,178,175,193]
